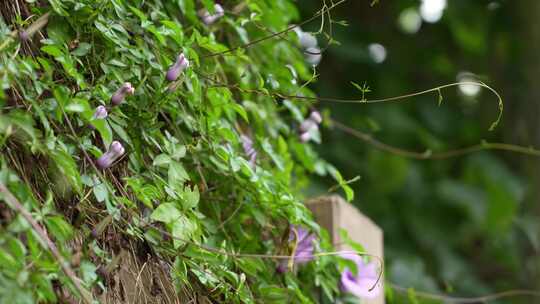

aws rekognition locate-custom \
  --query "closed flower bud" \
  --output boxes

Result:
[299,32,317,49]
[309,111,322,124]
[92,105,108,120]
[166,53,190,82]
[111,82,135,106]
[300,131,311,143]
[96,141,125,169]
[299,110,322,137]
[304,47,322,66]
[198,4,225,25]
[299,119,317,133]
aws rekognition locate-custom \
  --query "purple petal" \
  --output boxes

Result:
[291,226,315,263]
[92,106,108,119]
[289,225,308,241]
[295,246,314,263]
[340,252,364,267]
[340,268,381,299]
[109,141,125,156]
[357,261,378,280]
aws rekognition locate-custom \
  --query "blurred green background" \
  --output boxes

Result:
[301,0,540,301]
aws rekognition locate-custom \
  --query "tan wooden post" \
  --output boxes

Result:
[308,195,385,304]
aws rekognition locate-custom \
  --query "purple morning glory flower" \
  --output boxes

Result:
[111,82,135,106]
[198,4,225,25]
[240,134,257,168]
[96,141,125,169]
[166,53,190,82]
[92,105,108,120]
[277,225,316,273]
[340,253,382,299]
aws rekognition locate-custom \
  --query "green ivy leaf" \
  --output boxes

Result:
[168,161,189,189]
[151,203,181,224]
[171,215,196,248]
[50,149,82,193]
[72,43,92,57]
[45,216,73,243]
[181,185,199,209]
[153,154,172,167]
[41,45,63,58]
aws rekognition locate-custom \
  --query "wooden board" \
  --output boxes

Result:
[308,195,384,304]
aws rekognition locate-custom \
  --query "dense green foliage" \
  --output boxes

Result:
[0,0,359,303]
[2,0,539,303]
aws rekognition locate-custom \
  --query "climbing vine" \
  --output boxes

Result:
[3,1,540,303]
[0,0,363,303]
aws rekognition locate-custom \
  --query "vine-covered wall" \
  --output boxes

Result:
[0,0,370,303]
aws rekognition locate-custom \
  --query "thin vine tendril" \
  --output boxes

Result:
[390,283,540,303]
[331,119,540,159]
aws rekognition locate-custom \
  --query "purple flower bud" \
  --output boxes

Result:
[111,82,135,106]
[300,119,317,133]
[309,111,322,124]
[293,26,318,50]
[299,32,317,49]
[299,110,322,141]
[166,53,190,82]
[299,131,311,143]
[96,141,125,169]
[92,106,108,120]
[276,262,288,273]
[198,4,225,25]
[304,47,322,66]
